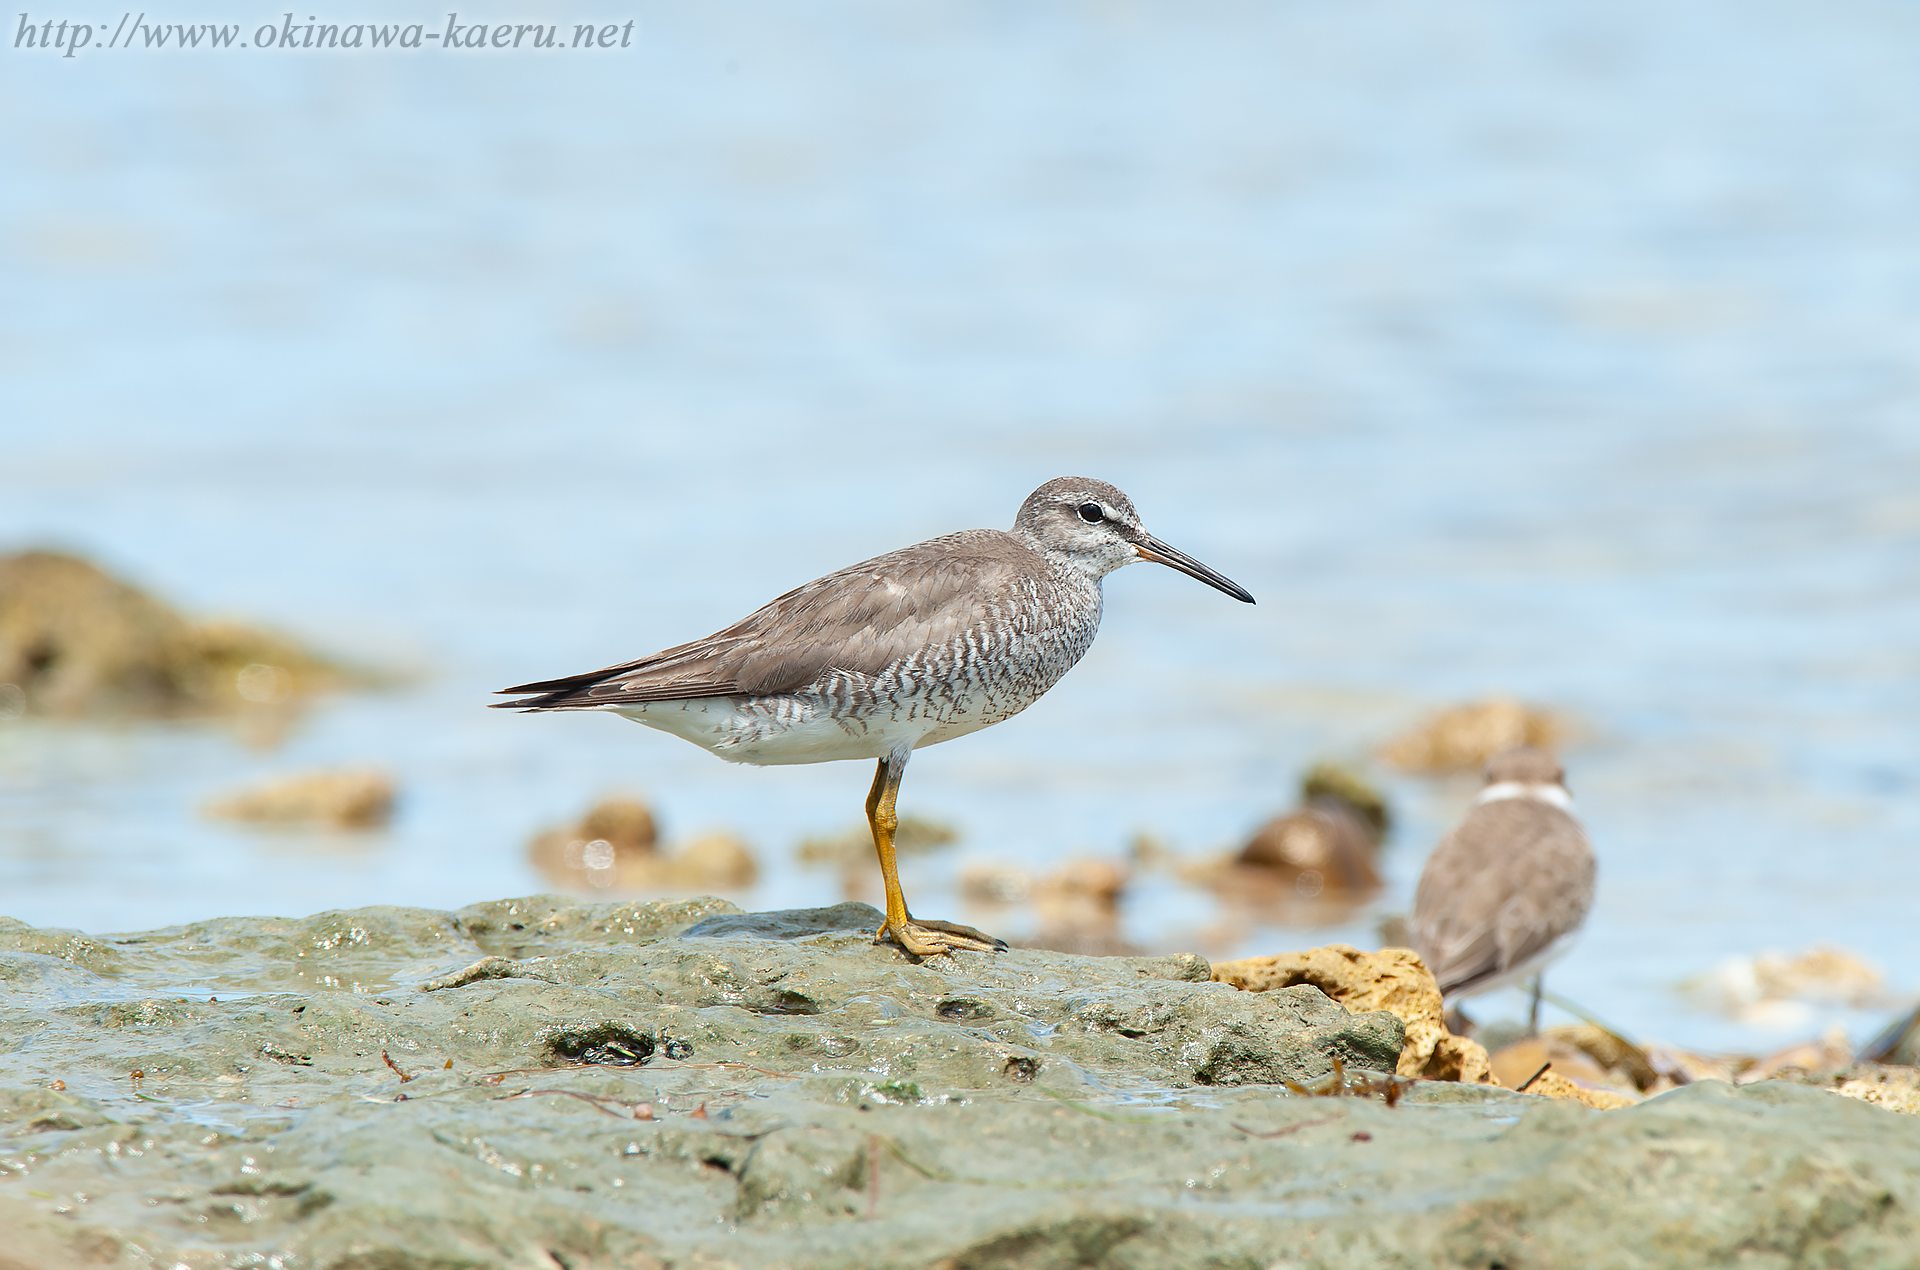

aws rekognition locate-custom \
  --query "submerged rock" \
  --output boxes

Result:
[1680,944,1890,1026]
[528,797,758,892]
[972,856,1142,956]
[0,898,1917,1269]
[1379,696,1565,772]
[0,550,358,718]
[1186,764,1390,923]
[796,814,957,866]
[201,767,397,829]
[1232,798,1381,899]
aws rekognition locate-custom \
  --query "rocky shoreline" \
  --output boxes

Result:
[2,896,1917,1269]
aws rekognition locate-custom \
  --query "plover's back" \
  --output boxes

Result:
[1411,794,1596,1000]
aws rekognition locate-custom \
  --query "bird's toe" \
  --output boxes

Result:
[877,918,1006,958]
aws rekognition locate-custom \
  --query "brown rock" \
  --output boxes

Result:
[658,832,759,889]
[795,814,956,866]
[961,858,1139,955]
[572,797,660,854]
[527,795,661,889]
[1742,1027,1854,1083]
[1379,696,1564,773]
[1235,802,1381,901]
[1024,857,1136,955]
[1643,1044,1745,1086]
[1680,945,1889,1023]
[1548,1023,1660,1090]
[528,797,758,893]
[1525,1069,1637,1110]
[1489,1035,1629,1095]
[959,863,1030,904]
[1036,858,1128,912]
[1301,762,1391,838]
[528,795,661,890]
[0,550,352,718]
[1199,764,1389,919]
[1212,944,1494,1084]
[202,768,396,829]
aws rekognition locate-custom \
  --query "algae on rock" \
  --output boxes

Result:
[1,897,1917,1270]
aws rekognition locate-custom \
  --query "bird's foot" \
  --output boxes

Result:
[876,917,1006,958]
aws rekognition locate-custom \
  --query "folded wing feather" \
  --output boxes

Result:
[494,530,1037,709]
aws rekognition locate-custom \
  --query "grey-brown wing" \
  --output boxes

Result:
[494,530,1040,709]
[1410,800,1595,997]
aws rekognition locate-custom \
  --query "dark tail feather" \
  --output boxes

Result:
[491,669,620,711]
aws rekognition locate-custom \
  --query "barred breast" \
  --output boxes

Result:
[699,563,1106,764]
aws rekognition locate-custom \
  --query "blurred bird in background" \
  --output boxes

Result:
[1412,746,1596,1034]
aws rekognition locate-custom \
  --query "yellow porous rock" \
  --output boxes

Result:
[1213,943,1494,1084]
[1525,1070,1638,1110]
[1826,1066,1920,1116]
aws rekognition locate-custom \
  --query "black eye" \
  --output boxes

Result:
[1076,502,1105,524]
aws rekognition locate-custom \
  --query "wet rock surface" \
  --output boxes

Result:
[0,898,1916,1268]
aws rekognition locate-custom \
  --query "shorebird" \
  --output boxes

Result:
[494,477,1254,957]
[1410,746,1595,1032]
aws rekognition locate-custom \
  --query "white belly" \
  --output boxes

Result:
[605,695,1002,766]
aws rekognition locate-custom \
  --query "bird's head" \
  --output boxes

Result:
[1012,477,1254,603]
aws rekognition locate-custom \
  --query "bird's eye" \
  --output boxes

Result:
[1077,502,1105,524]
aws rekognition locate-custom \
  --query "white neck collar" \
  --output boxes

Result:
[1475,780,1574,812]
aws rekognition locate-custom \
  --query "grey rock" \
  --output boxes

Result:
[0,897,1914,1269]
[684,900,884,940]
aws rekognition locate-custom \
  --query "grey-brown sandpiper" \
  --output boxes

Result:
[1410,746,1596,1032]
[494,477,1254,958]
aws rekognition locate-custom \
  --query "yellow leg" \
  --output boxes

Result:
[866,755,1004,958]
[866,757,914,936]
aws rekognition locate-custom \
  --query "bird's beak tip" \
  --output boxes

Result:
[1134,538,1255,605]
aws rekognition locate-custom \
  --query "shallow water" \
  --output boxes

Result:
[3,0,1918,1054]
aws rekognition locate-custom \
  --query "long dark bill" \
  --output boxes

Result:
[1134,534,1256,604]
